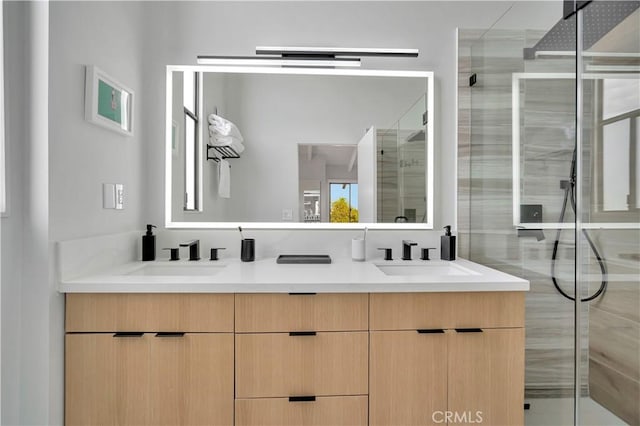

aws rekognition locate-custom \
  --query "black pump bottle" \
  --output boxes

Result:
[440,225,456,261]
[142,224,157,261]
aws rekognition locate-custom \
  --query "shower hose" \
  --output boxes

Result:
[551,150,608,302]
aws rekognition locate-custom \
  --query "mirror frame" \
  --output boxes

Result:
[165,65,434,229]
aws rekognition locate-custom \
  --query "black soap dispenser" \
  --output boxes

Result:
[441,225,456,261]
[142,224,157,261]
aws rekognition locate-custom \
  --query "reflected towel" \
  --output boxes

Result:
[218,159,231,198]
[209,135,245,154]
[208,114,244,140]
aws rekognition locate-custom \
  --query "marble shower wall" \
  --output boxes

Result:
[377,128,427,223]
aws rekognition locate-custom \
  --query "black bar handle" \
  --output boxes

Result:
[155,332,185,337]
[289,331,317,336]
[288,292,316,296]
[113,332,144,338]
[288,396,316,402]
[455,328,483,333]
[417,329,445,334]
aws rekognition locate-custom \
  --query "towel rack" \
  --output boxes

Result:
[207,145,241,162]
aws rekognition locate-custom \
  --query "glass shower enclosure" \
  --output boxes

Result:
[458,1,639,424]
[377,94,428,223]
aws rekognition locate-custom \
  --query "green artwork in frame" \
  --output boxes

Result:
[85,65,134,136]
[97,79,122,124]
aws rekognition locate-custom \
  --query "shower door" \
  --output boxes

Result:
[577,1,640,424]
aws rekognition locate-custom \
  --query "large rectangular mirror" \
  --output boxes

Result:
[165,66,433,229]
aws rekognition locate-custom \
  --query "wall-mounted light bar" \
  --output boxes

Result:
[255,46,419,57]
[196,55,361,68]
[534,51,640,59]
[585,64,640,73]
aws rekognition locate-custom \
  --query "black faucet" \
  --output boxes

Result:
[402,240,418,260]
[179,240,200,261]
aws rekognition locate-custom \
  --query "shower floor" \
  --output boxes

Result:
[525,397,627,425]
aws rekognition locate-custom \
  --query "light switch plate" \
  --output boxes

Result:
[103,183,124,209]
[115,184,124,209]
[103,183,116,209]
[282,208,293,221]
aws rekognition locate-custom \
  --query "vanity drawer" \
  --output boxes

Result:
[447,291,524,328]
[370,292,524,330]
[236,331,368,398]
[369,293,448,331]
[235,293,368,332]
[235,396,368,426]
[65,293,234,332]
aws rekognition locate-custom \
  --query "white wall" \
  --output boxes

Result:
[49,2,146,242]
[1,1,51,424]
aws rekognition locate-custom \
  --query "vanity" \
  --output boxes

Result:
[61,256,527,426]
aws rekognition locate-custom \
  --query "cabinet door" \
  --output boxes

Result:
[149,333,234,426]
[369,330,448,426]
[448,328,525,425]
[65,333,151,426]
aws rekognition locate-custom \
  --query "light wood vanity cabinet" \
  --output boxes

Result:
[65,291,525,426]
[65,294,234,426]
[369,292,525,426]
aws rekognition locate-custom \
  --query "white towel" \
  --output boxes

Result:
[208,114,244,140]
[208,132,239,145]
[218,159,231,198]
[209,135,245,154]
[208,124,244,141]
[231,139,245,154]
[208,113,223,126]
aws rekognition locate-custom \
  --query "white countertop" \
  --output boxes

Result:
[58,257,529,293]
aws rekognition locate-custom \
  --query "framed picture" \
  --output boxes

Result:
[84,65,134,136]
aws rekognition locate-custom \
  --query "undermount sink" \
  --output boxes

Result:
[375,262,480,277]
[127,263,227,277]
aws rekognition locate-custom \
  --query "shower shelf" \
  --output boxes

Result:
[207,144,240,162]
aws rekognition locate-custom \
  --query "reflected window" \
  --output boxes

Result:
[183,71,199,211]
[329,183,358,223]
[597,78,639,214]
[0,1,5,215]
